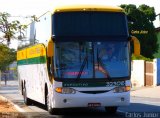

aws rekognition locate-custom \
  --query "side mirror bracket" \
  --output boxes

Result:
[130,36,140,56]
[47,39,54,57]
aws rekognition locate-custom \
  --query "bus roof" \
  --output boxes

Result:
[53,4,124,13]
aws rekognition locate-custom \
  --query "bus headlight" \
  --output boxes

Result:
[55,87,76,94]
[113,86,130,93]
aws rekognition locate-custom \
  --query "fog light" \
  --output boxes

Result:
[121,97,125,101]
[63,99,67,103]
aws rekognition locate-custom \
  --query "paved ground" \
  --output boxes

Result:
[0,80,26,118]
[1,80,160,118]
[0,80,19,112]
[131,86,160,98]
[0,80,18,86]
[0,80,34,112]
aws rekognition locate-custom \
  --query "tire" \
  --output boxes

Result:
[21,82,23,95]
[46,94,53,113]
[105,106,117,114]
[45,90,59,115]
[45,87,53,114]
[23,85,32,105]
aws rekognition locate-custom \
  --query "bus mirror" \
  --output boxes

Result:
[131,36,140,56]
[47,39,54,57]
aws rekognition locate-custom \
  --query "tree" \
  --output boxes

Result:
[120,4,158,58]
[0,12,26,45]
[0,44,16,71]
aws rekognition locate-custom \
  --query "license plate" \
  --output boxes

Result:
[88,103,101,107]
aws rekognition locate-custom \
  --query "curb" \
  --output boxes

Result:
[0,95,25,112]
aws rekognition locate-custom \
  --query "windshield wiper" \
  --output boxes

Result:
[97,49,111,80]
[77,55,88,79]
[97,49,105,69]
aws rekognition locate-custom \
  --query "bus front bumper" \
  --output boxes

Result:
[51,91,130,108]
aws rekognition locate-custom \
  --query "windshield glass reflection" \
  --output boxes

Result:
[54,41,129,79]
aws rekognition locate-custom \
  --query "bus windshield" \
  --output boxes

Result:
[54,41,130,79]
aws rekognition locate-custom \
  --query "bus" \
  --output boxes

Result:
[17,5,140,114]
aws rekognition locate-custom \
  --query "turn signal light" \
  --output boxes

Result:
[125,86,131,91]
[55,87,62,93]
[55,87,76,94]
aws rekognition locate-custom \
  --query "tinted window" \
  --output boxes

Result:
[52,12,128,37]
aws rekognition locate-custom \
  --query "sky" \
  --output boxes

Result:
[0,0,160,48]
[0,0,159,25]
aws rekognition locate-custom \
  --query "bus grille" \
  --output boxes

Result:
[79,90,110,94]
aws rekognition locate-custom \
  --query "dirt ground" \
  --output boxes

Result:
[0,96,17,112]
[0,96,26,118]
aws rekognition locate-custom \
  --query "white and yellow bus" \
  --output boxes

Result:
[17,5,140,114]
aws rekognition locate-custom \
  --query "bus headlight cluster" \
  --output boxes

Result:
[113,86,130,93]
[55,87,76,94]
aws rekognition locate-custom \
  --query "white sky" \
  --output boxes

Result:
[0,0,159,48]
[0,0,159,27]
[0,0,159,22]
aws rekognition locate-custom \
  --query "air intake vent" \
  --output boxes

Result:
[79,90,110,94]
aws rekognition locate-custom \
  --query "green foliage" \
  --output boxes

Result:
[0,12,28,72]
[120,4,158,59]
[0,12,27,45]
[0,44,16,71]
[131,54,152,61]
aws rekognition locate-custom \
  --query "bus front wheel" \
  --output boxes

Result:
[45,87,54,114]
[46,93,53,113]
[46,93,59,114]
[105,106,117,114]
[45,86,59,114]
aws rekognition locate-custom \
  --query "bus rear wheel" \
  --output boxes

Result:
[23,85,32,105]
[105,106,117,114]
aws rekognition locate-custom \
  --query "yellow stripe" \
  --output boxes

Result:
[17,49,27,61]
[17,44,46,61]
[27,44,46,59]
[53,5,124,13]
